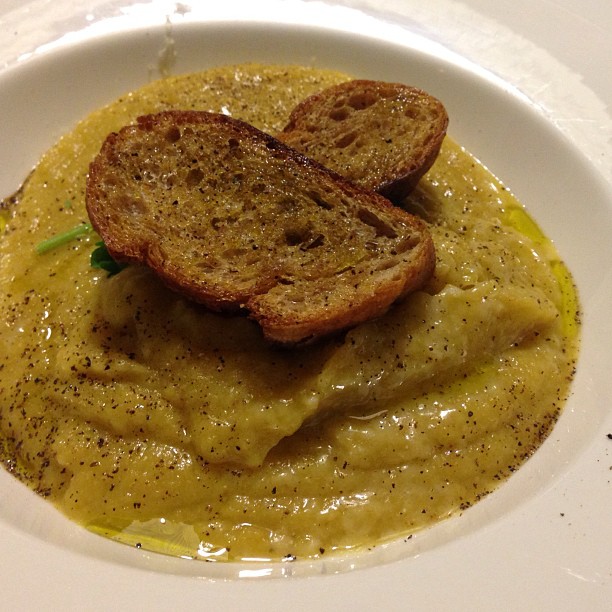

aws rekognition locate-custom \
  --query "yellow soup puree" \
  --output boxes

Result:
[0,64,579,562]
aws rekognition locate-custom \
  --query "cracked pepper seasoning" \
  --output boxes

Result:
[0,64,579,562]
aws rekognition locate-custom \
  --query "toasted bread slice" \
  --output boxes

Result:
[86,111,435,344]
[279,80,448,201]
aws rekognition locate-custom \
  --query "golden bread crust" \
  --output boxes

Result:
[87,110,435,344]
[279,79,449,201]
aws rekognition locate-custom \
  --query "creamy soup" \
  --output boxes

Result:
[0,64,579,562]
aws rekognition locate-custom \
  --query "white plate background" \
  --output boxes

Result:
[0,1,610,610]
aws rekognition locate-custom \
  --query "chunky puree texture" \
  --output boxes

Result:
[0,64,579,562]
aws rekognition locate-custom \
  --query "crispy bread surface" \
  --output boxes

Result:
[279,80,448,201]
[87,110,435,343]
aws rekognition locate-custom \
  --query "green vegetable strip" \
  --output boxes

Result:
[35,223,93,254]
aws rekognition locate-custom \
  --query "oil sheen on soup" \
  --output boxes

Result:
[0,64,580,562]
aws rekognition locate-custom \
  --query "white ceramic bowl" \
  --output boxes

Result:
[1,1,610,609]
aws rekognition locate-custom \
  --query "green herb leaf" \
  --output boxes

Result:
[35,222,93,254]
[90,241,127,277]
